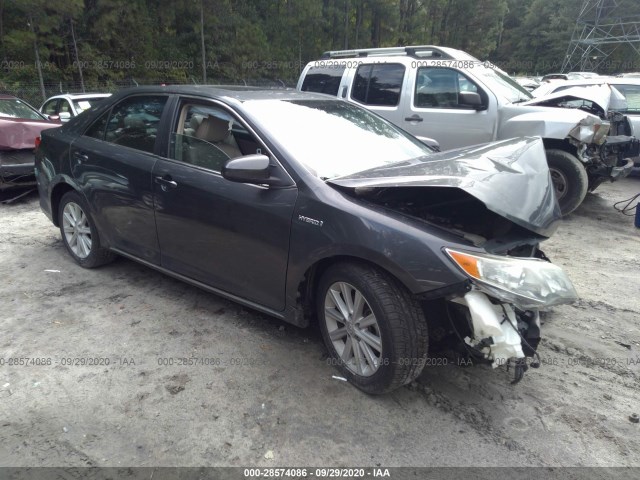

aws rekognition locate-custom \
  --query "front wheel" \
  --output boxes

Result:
[545,148,588,216]
[58,191,116,268]
[317,262,429,394]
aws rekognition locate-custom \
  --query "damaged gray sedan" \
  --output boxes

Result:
[36,87,577,394]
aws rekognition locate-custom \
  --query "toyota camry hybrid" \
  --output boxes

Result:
[35,86,577,394]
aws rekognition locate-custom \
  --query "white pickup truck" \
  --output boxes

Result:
[297,45,639,214]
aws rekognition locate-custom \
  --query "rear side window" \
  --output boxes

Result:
[84,95,168,154]
[301,66,346,96]
[352,64,405,106]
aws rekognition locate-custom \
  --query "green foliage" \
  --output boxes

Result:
[0,0,639,100]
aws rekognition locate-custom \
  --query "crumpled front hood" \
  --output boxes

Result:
[328,136,561,237]
[0,118,57,150]
[521,84,627,113]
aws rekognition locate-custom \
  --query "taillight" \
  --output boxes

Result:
[35,136,41,150]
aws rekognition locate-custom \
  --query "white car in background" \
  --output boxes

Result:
[40,93,111,122]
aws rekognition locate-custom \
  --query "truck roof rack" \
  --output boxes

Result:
[320,46,455,60]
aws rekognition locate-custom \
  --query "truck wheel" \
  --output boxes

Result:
[545,149,588,215]
[317,262,429,394]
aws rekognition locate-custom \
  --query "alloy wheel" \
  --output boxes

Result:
[324,282,383,377]
[62,202,92,259]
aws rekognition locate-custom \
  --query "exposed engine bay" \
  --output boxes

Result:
[329,136,577,384]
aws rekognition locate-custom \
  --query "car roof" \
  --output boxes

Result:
[318,45,478,62]
[46,93,112,101]
[110,85,333,103]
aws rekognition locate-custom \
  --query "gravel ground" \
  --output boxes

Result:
[1,178,639,468]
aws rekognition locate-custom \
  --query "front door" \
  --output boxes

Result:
[153,100,297,311]
[402,67,495,150]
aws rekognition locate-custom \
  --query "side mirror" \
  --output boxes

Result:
[222,154,287,186]
[47,114,60,122]
[459,91,485,110]
[416,136,440,151]
[59,112,72,121]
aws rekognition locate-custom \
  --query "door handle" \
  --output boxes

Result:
[155,175,178,191]
[404,114,423,122]
[73,151,89,162]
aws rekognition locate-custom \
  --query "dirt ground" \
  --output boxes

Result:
[1,177,639,468]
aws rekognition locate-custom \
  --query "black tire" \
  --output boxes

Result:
[545,148,588,216]
[58,191,116,268]
[317,262,429,394]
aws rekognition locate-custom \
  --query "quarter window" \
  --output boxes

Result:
[85,111,110,140]
[301,66,346,96]
[415,67,481,109]
[352,64,405,106]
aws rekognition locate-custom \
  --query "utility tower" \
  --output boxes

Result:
[562,0,640,73]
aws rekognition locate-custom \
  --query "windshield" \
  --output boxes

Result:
[612,84,640,114]
[242,99,433,179]
[0,98,45,120]
[473,65,533,103]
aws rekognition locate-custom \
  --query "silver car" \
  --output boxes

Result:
[298,46,639,215]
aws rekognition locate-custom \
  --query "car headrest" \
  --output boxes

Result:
[195,116,230,142]
[124,116,145,130]
[190,114,204,131]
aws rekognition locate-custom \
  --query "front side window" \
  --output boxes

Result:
[351,63,405,106]
[60,101,72,114]
[415,67,480,109]
[301,66,346,96]
[42,100,59,116]
[86,96,168,153]
[169,103,260,172]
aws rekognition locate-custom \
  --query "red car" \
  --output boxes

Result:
[0,94,60,191]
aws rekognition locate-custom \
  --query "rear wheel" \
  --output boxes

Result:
[545,148,588,216]
[58,191,116,268]
[317,262,429,394]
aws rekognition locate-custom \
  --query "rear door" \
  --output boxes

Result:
[69,94,170,264]
[152,98,297,311]
[348,62,407,127]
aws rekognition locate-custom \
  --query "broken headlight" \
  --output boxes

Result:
[569,120,610,145]
[445,249,578,310]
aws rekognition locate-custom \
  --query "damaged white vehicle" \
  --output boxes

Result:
[297,45,640,214]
